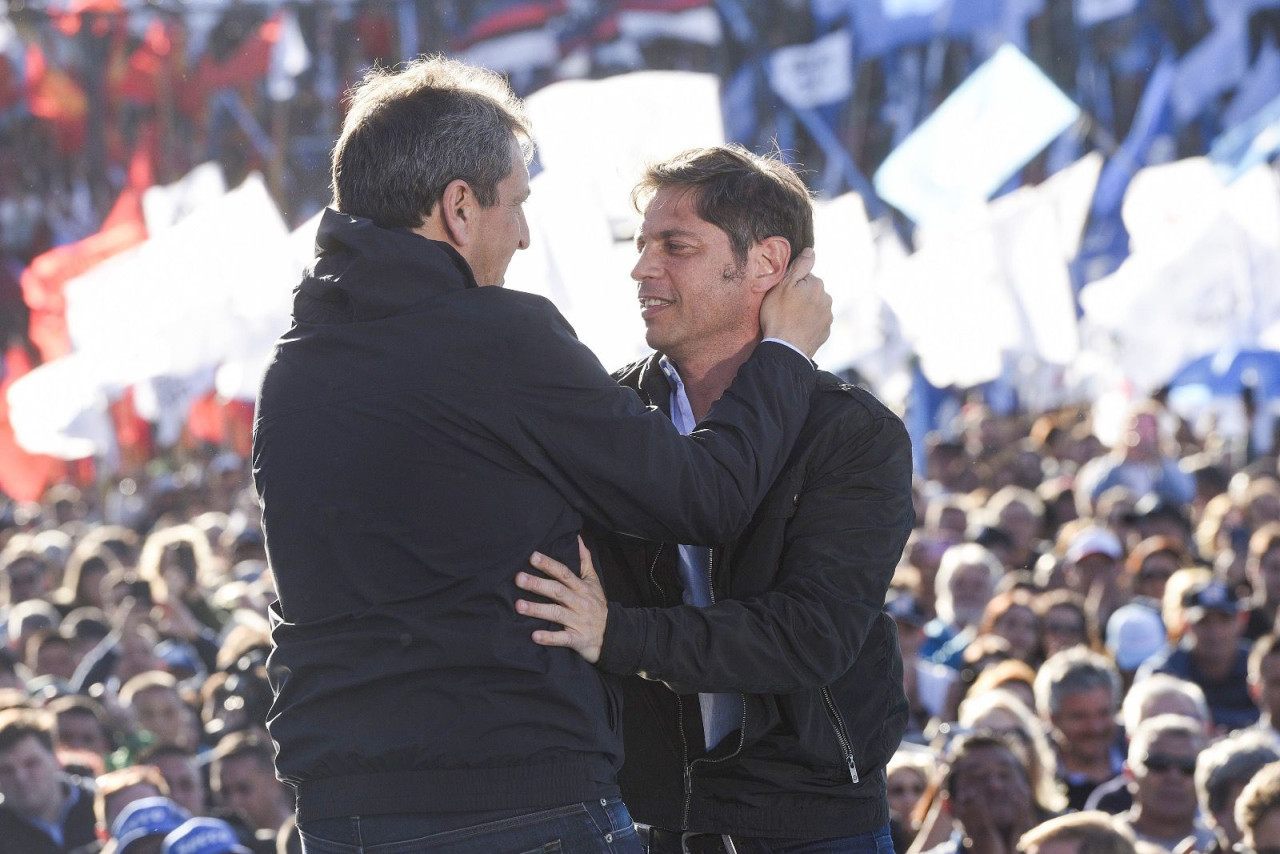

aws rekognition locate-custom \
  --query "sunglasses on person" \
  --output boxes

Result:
[1142,753,1197,775]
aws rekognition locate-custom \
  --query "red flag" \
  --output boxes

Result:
[111,19,173,105]
[0,346,66,502]
[24,44,88,152]
[109,388,154,473]
[186,391,226,446]
[20,141,151,362]
[193,15,278,100]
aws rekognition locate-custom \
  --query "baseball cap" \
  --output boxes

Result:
[1105,604,1166,671]
[1181,578,1238,621]
[1065,526,1123,564]
[885,588,928,627]
[112,797,191,852]
[161,818,252,854]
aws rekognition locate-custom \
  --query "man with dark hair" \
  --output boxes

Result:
[515,145,913,851]
[254,58,832,853]
[1139,576,1258,732]
[210,732,292,839]
[139,743,206,818]
[0,708,97,853]
[921,733,1050,854]
[47,694,113,759]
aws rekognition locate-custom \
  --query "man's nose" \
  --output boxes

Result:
[631,244,658,283]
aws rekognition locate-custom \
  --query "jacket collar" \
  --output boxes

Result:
[295,208,479,322]
[628,352,674,416]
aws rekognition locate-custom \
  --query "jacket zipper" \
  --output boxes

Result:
[677,546,749,829]
[821,686,860,784]
[648,543,667,603]
[679,691,750,829]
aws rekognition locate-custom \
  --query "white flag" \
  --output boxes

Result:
[873,44,1080,224]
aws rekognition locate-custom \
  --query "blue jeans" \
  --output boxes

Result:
[642,823,894,854]
[299,798,641,853]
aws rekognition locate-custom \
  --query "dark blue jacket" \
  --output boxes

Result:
[1137,641,1258,731]
[252,210,818,821]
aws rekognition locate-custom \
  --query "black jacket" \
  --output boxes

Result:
[0,777,97,854]
[590,355,913,837]
[252,210,818,821]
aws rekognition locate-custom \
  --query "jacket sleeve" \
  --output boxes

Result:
[501,298,817,546]
[595,411,914,693]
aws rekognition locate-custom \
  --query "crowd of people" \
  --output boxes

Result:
[883,398,1280,853]
[0,449,297,853]
[1,384,1279,851]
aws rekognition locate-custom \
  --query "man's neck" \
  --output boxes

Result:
[1059,748,1113,780]
[667,339,757,423]
[31,779,68,826]
[1192,647,1236,681]
[1128,803,1193,841]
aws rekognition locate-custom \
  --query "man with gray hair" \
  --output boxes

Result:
[922,543,1004,666]
[1114,714,1215,851]
[1034,647,1124,811]
[253,56,833,852]
[1084,673,1211,813]
[1196,729,1280,852]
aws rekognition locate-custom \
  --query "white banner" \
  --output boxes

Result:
[616,7,722,46]
[513,71,725,370]
[142,162,225,235]
[873,44,1080,224]
[880,152,1099,388]
[1075,0,1140,27]
[7,354,116,460]
[1078,160,1280,393]
[768,29,854,111]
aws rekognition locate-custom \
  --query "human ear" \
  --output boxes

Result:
[438,180,475,247]
[749,236,793,293]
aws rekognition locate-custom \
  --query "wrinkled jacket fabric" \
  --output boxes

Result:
[590,354,913,837]
[252,210,818,821]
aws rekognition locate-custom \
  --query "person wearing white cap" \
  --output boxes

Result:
[1063,525,1126,631]
[1106,604,1167,688]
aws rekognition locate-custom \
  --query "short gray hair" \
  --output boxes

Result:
[331,55,533,228]
[1034,646,1121,718]
[1121,673,1209,735]
[1126,713,1205,768]
[934,543,1003,626]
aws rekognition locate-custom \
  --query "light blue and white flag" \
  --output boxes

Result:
[873,44,1080,225]
[1211,90,1280,182]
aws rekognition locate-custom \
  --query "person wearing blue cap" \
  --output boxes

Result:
[1138,570,1258,733]
[160,817,251,854]
[110,796,190,854]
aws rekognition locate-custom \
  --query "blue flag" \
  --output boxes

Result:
[1073,49,1178,287]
